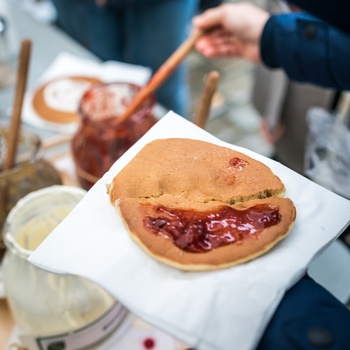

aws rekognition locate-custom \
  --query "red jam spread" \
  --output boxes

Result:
[143,338,156,349]
[144,204,281,253]
[229,157,248,169]
[225,157,248,184]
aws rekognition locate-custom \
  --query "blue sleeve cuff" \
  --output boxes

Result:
[260,16,279,68]
[258,12,350,90]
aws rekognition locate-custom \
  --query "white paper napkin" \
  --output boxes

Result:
[22,52,152,134]
[29,112,350,350]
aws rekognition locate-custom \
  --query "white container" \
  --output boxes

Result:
[2,185,128,350]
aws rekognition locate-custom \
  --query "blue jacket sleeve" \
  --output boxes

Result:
[256,274,350,350]
[288,0,350,34]
[260,13,350,91]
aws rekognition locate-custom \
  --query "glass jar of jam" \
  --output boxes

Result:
[71,82,157,190]
[0,124,62,258]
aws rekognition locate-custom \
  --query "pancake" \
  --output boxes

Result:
[108,138,286,204]
[32,76,102,124]
[108,138,296,271]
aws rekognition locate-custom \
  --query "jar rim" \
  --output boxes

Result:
[78,81,156,125]
[0,125,41,176]
[3,185,86,258]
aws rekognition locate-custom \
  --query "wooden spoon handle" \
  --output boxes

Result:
[194,71,220,129]
[118,28,205,123]
[4,39,32,170]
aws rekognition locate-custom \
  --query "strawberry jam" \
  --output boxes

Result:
[229,157,248,169]
[144,204,281,253]
[224,157,248,184]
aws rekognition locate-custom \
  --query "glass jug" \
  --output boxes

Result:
[2,186,128,349]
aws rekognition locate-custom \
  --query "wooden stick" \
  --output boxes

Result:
[118,28,205,124]
[4,39,32,170]
[194,71,220,129]
[42,134,73,151]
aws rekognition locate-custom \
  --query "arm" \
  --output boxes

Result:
[193,3,350,91]
[257,274,350,350]
[261,13,350,91]
[287,0,350,34]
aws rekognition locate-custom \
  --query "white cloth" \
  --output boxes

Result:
[29,112,350,350]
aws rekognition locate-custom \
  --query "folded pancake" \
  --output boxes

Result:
[108,138,296,271]
[109,138,286,204]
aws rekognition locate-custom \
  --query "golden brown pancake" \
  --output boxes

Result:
[109,138,286,204]
[32,76,102,124]
[108,138,296,271]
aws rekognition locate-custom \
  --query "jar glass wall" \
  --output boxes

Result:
[71,82,157,189]
[0,125,62,257]
[2,186,128,348]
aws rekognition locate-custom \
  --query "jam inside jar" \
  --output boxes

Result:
[71,82,157,190]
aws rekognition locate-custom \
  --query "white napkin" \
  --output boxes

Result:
[22,52,152,134]
[29,112,350,350]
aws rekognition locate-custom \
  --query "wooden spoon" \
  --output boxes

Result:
[194,70,220,129]
[4,39,32,170]
[117,28,205,124]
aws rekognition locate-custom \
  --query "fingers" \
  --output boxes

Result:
[197,41,235,58]
[231,41,261,63]
[192,5,225,30]
[192,2,266,62]
[196,28,232,49]
[193,2,269,44]
[195,28,236,57]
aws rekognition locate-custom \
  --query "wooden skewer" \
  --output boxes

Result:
[4,39,32,170]
[194,70,220,129]
[42,134,73,151]
[117,28,205,124]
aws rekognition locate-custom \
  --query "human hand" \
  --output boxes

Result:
[192,2,269,63]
